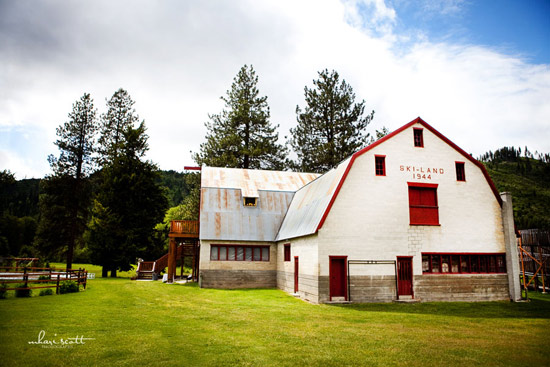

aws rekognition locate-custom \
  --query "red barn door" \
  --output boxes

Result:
[397,257,414,297]
[294,257,299,293]
[330,256,347,300]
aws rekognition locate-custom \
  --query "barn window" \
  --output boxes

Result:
[408,183,439,225]
[243,197,257,206]
[422,253,506,274]
[284,244,291,262]
[375,155,386,176]
[456,162,466,181]
[413,128,424,147]
[210,245,269,261]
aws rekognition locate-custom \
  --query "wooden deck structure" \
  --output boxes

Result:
[136,220,200,282]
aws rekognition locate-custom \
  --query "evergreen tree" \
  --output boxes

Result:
[98,88,140,164]
[89,111,168,276]
[36,93,98,269]
[288,69,374,173]
[193,65,287,170]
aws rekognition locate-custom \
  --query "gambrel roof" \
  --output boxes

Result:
[276,117,503,241]
[201,118,502,242]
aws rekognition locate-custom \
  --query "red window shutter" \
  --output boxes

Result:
[408,185,439,225]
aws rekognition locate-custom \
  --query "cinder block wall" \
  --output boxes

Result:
[199,240,277,288]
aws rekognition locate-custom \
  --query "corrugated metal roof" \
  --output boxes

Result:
[276,157,352,241]
[200,166,319,241]
[201,166,319,197]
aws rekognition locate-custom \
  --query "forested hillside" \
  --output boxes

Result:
[480,147,550,230]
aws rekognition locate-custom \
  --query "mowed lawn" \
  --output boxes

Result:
[0,268,549,367]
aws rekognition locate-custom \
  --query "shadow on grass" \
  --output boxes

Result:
[329,293,550,319]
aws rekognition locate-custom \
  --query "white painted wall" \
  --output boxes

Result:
[318,122,505,276]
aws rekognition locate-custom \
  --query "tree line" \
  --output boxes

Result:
[2,65,385,273]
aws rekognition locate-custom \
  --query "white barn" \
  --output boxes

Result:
[197,118,521,303]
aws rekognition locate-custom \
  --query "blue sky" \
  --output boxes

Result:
[0,0,549,179]
[391,0,550,63]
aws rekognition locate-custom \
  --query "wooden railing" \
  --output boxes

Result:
[155,253,169,273]
[170,220,199,236]
[136,261,155,272]
[0,267,88,294]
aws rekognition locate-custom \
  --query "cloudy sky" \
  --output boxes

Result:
[1,0,549,179]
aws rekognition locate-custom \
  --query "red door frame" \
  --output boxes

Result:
[329,256,348,301]
[397,256,414,298]
[294,256,299,293]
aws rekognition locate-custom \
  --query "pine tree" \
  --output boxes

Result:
[36,93,98,270]
[288,69,374,173]
[193,65,287,170]
[89,95,168,277]
[98,88,140,164]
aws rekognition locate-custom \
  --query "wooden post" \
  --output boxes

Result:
[83,271,87,289]
[168,238,176,283]
[56,274,60,294]
[539,245,546,293]
[518,236,528,298]
[180,246,184,279]
[23,267,28,289]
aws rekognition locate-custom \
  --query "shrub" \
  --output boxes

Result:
[59,281,79,294]
[39,289,54,296]
[15,284,32,298]
[0,283,7,299]
[38,275,50,281]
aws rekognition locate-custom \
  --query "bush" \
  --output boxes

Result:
[39,289,54,296]
[0,283,7,299]
[59,281,79,294]
[15,284,32,298]
[38,275,50,281]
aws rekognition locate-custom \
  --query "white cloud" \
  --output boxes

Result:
[0,0,548,179]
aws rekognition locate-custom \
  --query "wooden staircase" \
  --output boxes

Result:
[136,243,197,280]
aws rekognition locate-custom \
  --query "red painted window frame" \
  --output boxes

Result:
[375,155,386,176]
[407,182,439,226]
[421,252,506,274]
[456,161,466,181]
[329,255,348,301]
[210,245,270,262]
[413,128,424,147]
[284,244,291,262]
[397,256,414,298]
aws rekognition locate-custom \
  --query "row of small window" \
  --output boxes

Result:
[422,253,506,274]
[375,155,465,181]
[210,245,270,261]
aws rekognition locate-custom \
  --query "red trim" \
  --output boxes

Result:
[329,256,348,301]
[455,161,466,182]
[422,252,506,274]
[397,256,414,298]
[375,155,386,176]
[284,243,291,262]
[413,128,424,147]
[407,182,438,188]
[184,166,201,171]
[422,252,506,255]
[294,256,299,293]
[315,117,502,232]
[210,244,270,261]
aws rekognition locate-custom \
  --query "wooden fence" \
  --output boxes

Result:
[0,267,88,295]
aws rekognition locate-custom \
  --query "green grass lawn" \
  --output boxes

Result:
[0,274,549,367]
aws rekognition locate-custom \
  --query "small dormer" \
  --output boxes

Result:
[243,197,258,207]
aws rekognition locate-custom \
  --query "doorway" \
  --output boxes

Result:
[397,256,414,297]
[329,256,347,300]
[294,256,299,293]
